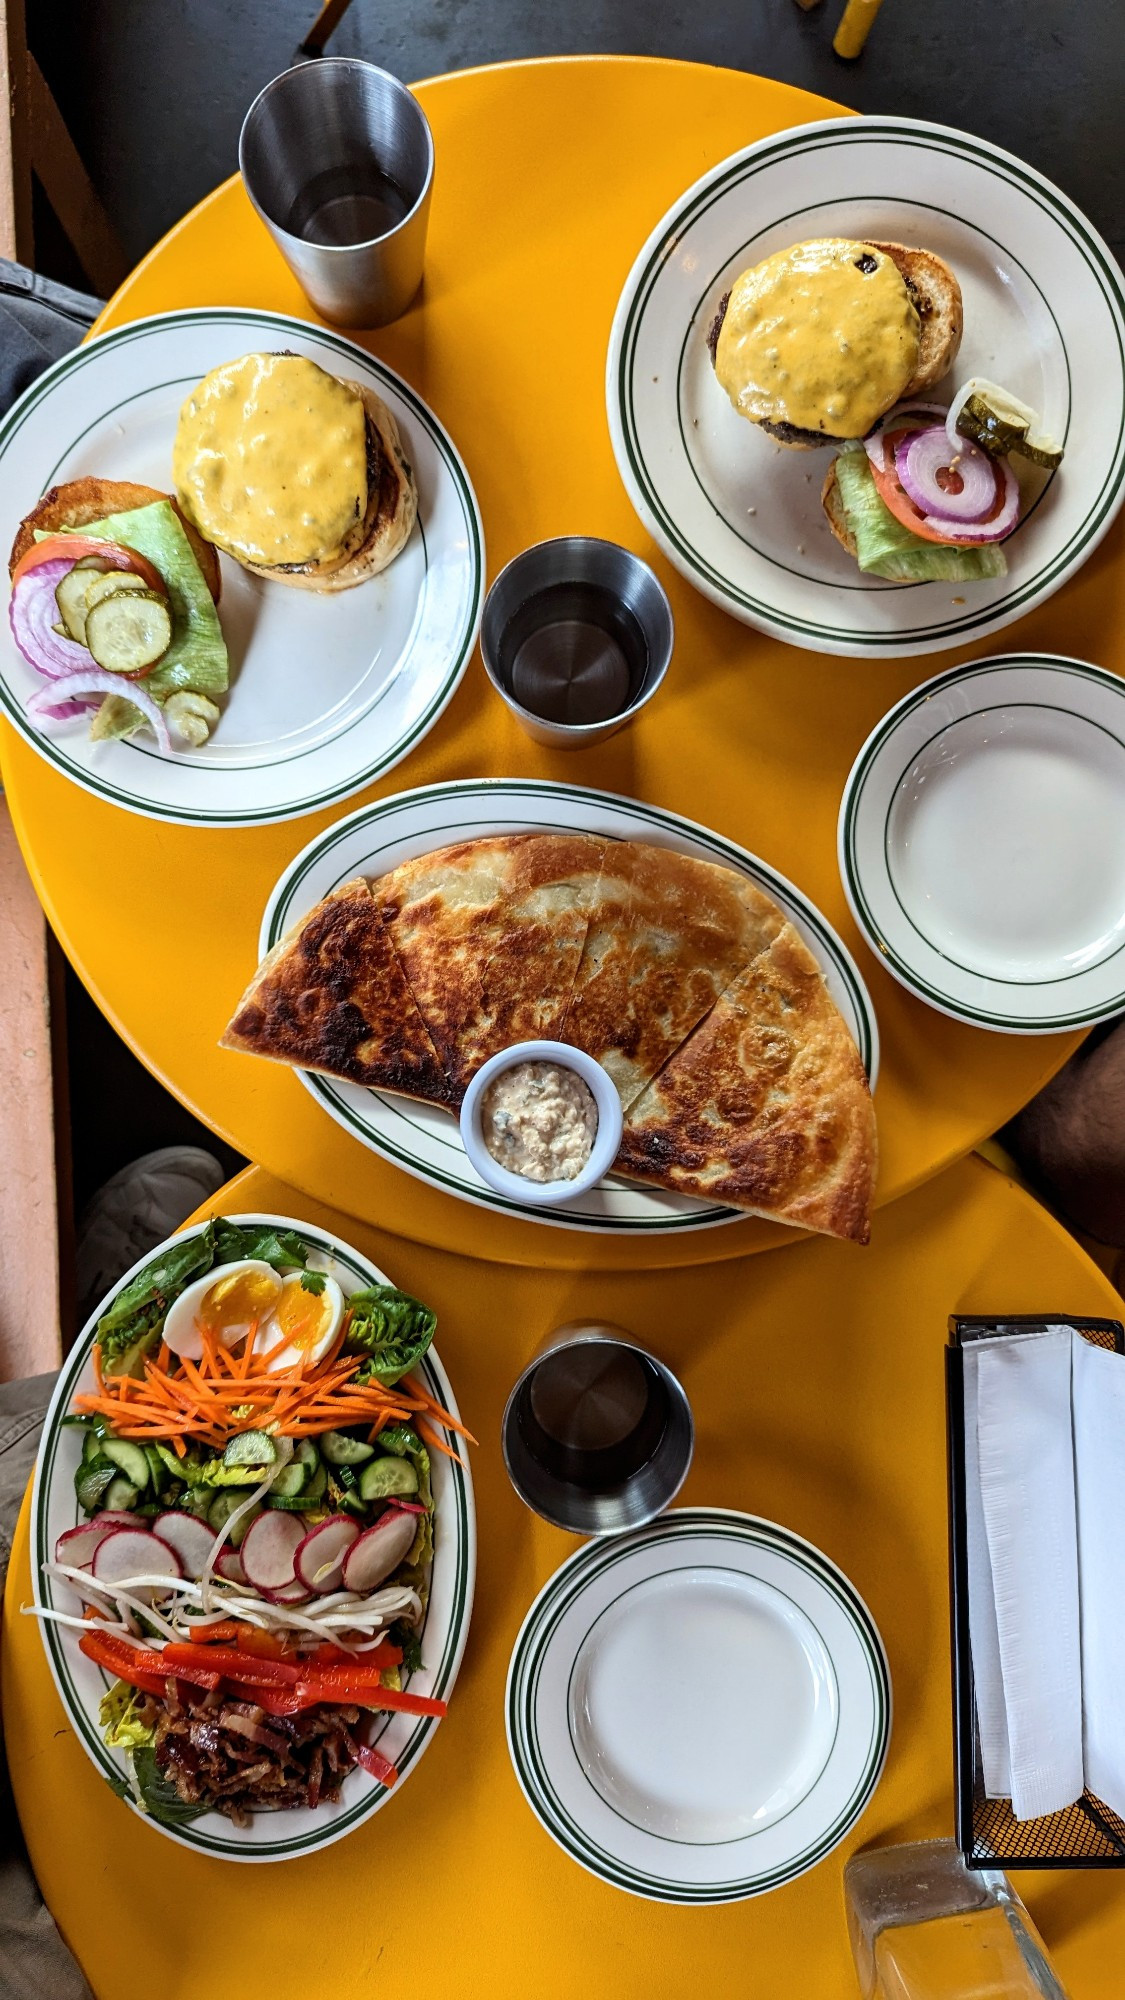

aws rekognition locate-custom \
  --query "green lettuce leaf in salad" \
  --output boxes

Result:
[211,1218,312,1273]
[95,1226,216,1376]
[100,1679,157,1750]
[344,1287,437,1387]
[50,499,228,741]
[833,446,1009,583]
[391,1621,424,1676]
[128,1745,206,1827]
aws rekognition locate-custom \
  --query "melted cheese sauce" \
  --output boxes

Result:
[714,238,920,439]
[172,353,368,566]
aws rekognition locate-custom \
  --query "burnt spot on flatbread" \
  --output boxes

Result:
[222,880,454,1106]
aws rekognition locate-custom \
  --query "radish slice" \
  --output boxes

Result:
[264,1578,312,1605]
[384,1499,427,1516]
[342,1513,417,1594]
[240,1509,305,1592]
[151,1512,216,1581]
[216,1548,246,1585]
[295,1515,360,1595]
[98,1509,149,1531]
[54,1521,118,1569]
[92,1528,182,1599]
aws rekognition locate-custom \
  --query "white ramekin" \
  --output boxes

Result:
[458,1041,624,1207]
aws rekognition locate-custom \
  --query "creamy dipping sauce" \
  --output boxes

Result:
[715,237,920,439]
[481,1061,598,1182]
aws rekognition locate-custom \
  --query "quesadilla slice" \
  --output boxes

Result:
[615,923,877,1242]
[560,841,788,1109]
[375,833,608,1100]
[221,878,453,1106]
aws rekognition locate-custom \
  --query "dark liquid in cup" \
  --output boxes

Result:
[286,162,413,245]
[498,581,650,727]
[516,1345,670,1491]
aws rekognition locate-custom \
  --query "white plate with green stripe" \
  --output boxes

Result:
[839,653,1125,1032]
[607,116,1125,658]
[258,777,878,1234]
[505,1509,890,1902]
[0,309,484,824]
[31,1212,476,1861]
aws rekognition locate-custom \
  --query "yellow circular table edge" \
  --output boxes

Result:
[1,55,1104,1273]
[6,1151,1125,1995]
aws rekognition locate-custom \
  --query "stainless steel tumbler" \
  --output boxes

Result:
[239,59,434,328]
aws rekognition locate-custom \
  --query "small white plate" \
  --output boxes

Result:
[258,777,879,1235]
[839,653,1125,1033]
[31,1212,476,1862]
[0,309,484,824]
[505,1509,890,1902]
[607,116,1125,658]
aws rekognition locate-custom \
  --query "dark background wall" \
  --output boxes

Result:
[30,0,1125,278]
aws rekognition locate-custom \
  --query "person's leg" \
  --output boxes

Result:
[1002,1018,1125,1247]
[0,1375,93,2000]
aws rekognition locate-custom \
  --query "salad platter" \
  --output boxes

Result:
[243,777,879,1236]
[608,115,1125,657]
[0,309,484,825]
[30,1212,475,1860]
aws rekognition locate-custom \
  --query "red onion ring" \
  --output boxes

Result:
[26,670,173,752]
[8,560,91,678]
[916,456,1020,542]
[896,425,999,522]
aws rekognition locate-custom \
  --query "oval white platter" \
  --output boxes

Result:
[31,1211,475,1861]
[258,777,879,1235]
[0,309,484,824]
[608,116,1125,658]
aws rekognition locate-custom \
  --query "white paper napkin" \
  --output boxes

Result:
[962,1346,1011,1799]
[974,1328,1084,1820]
[1073,1336,1125,1821]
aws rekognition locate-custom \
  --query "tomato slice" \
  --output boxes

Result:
[11,534,166,593]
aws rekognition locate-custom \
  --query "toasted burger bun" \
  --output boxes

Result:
[238,387,418,594]
[821,461,858,555]
[8,477,221,602]
[707,241,963,451]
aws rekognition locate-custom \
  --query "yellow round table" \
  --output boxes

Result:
[5,1154,1125,1995]
[4,57,1118,1270]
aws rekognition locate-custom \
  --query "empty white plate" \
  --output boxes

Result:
[505,1509,890,1902]
[839,654,1125,1032]
[607,116,1125,658]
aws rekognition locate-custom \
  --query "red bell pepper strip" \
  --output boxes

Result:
[225,1682,306,1717]
[295,1673,446,1717]
[160,1644,303,1685]
[356,1742,400,1786]
[79,1630,221,1692]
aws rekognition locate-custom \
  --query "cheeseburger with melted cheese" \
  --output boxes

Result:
[172,352,417,591]
[707,237,963,448]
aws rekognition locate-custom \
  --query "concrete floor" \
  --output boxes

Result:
[34,0,1125,272]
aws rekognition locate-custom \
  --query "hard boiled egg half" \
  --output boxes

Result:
[162,1259,346,1372]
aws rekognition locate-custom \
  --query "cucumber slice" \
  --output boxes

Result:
[953,380,1064,470]
[144,1443,169,1495]
[74,1455,118,1514]
[181,1485,216,1519]
[359,1455,419,1502]
[103,1474,142,1511]
[207,1491,262,1545]
[266,1493,321,1512]
[223,1430,277,1468]
[82,1426,105,1465]
[321,1429,376,1467]
[305,1461,328,1502]
[295,1439,321,1472]
[101,1437,150,1490]
[270,1461,309,1498]
[85,589,172,675]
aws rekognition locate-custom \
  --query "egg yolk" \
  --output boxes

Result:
[273,1280,333,1353]
[199,1267,281,1337]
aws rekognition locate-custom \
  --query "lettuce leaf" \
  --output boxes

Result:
[96,1225,217,1373]
[378,1423,433,1580]
[100,1680,157,1750]
[54,499,228,738]
[212,1219,310,1272]
[834,448,1008,583]
[345,1287,437,1387]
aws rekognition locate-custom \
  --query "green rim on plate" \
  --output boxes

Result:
[839,653,1125,1031]
[610,117,1125,655]
[506,1509,891,1902]
[0,310,485,826]
[31,1214,475,1861]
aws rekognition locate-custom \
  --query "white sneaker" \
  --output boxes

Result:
[76,1146,225,1324]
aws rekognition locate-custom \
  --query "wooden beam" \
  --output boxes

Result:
[0,798,67,1380]
[26,51,127,296]
[299,0,356,57]
[0,0,34,264]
